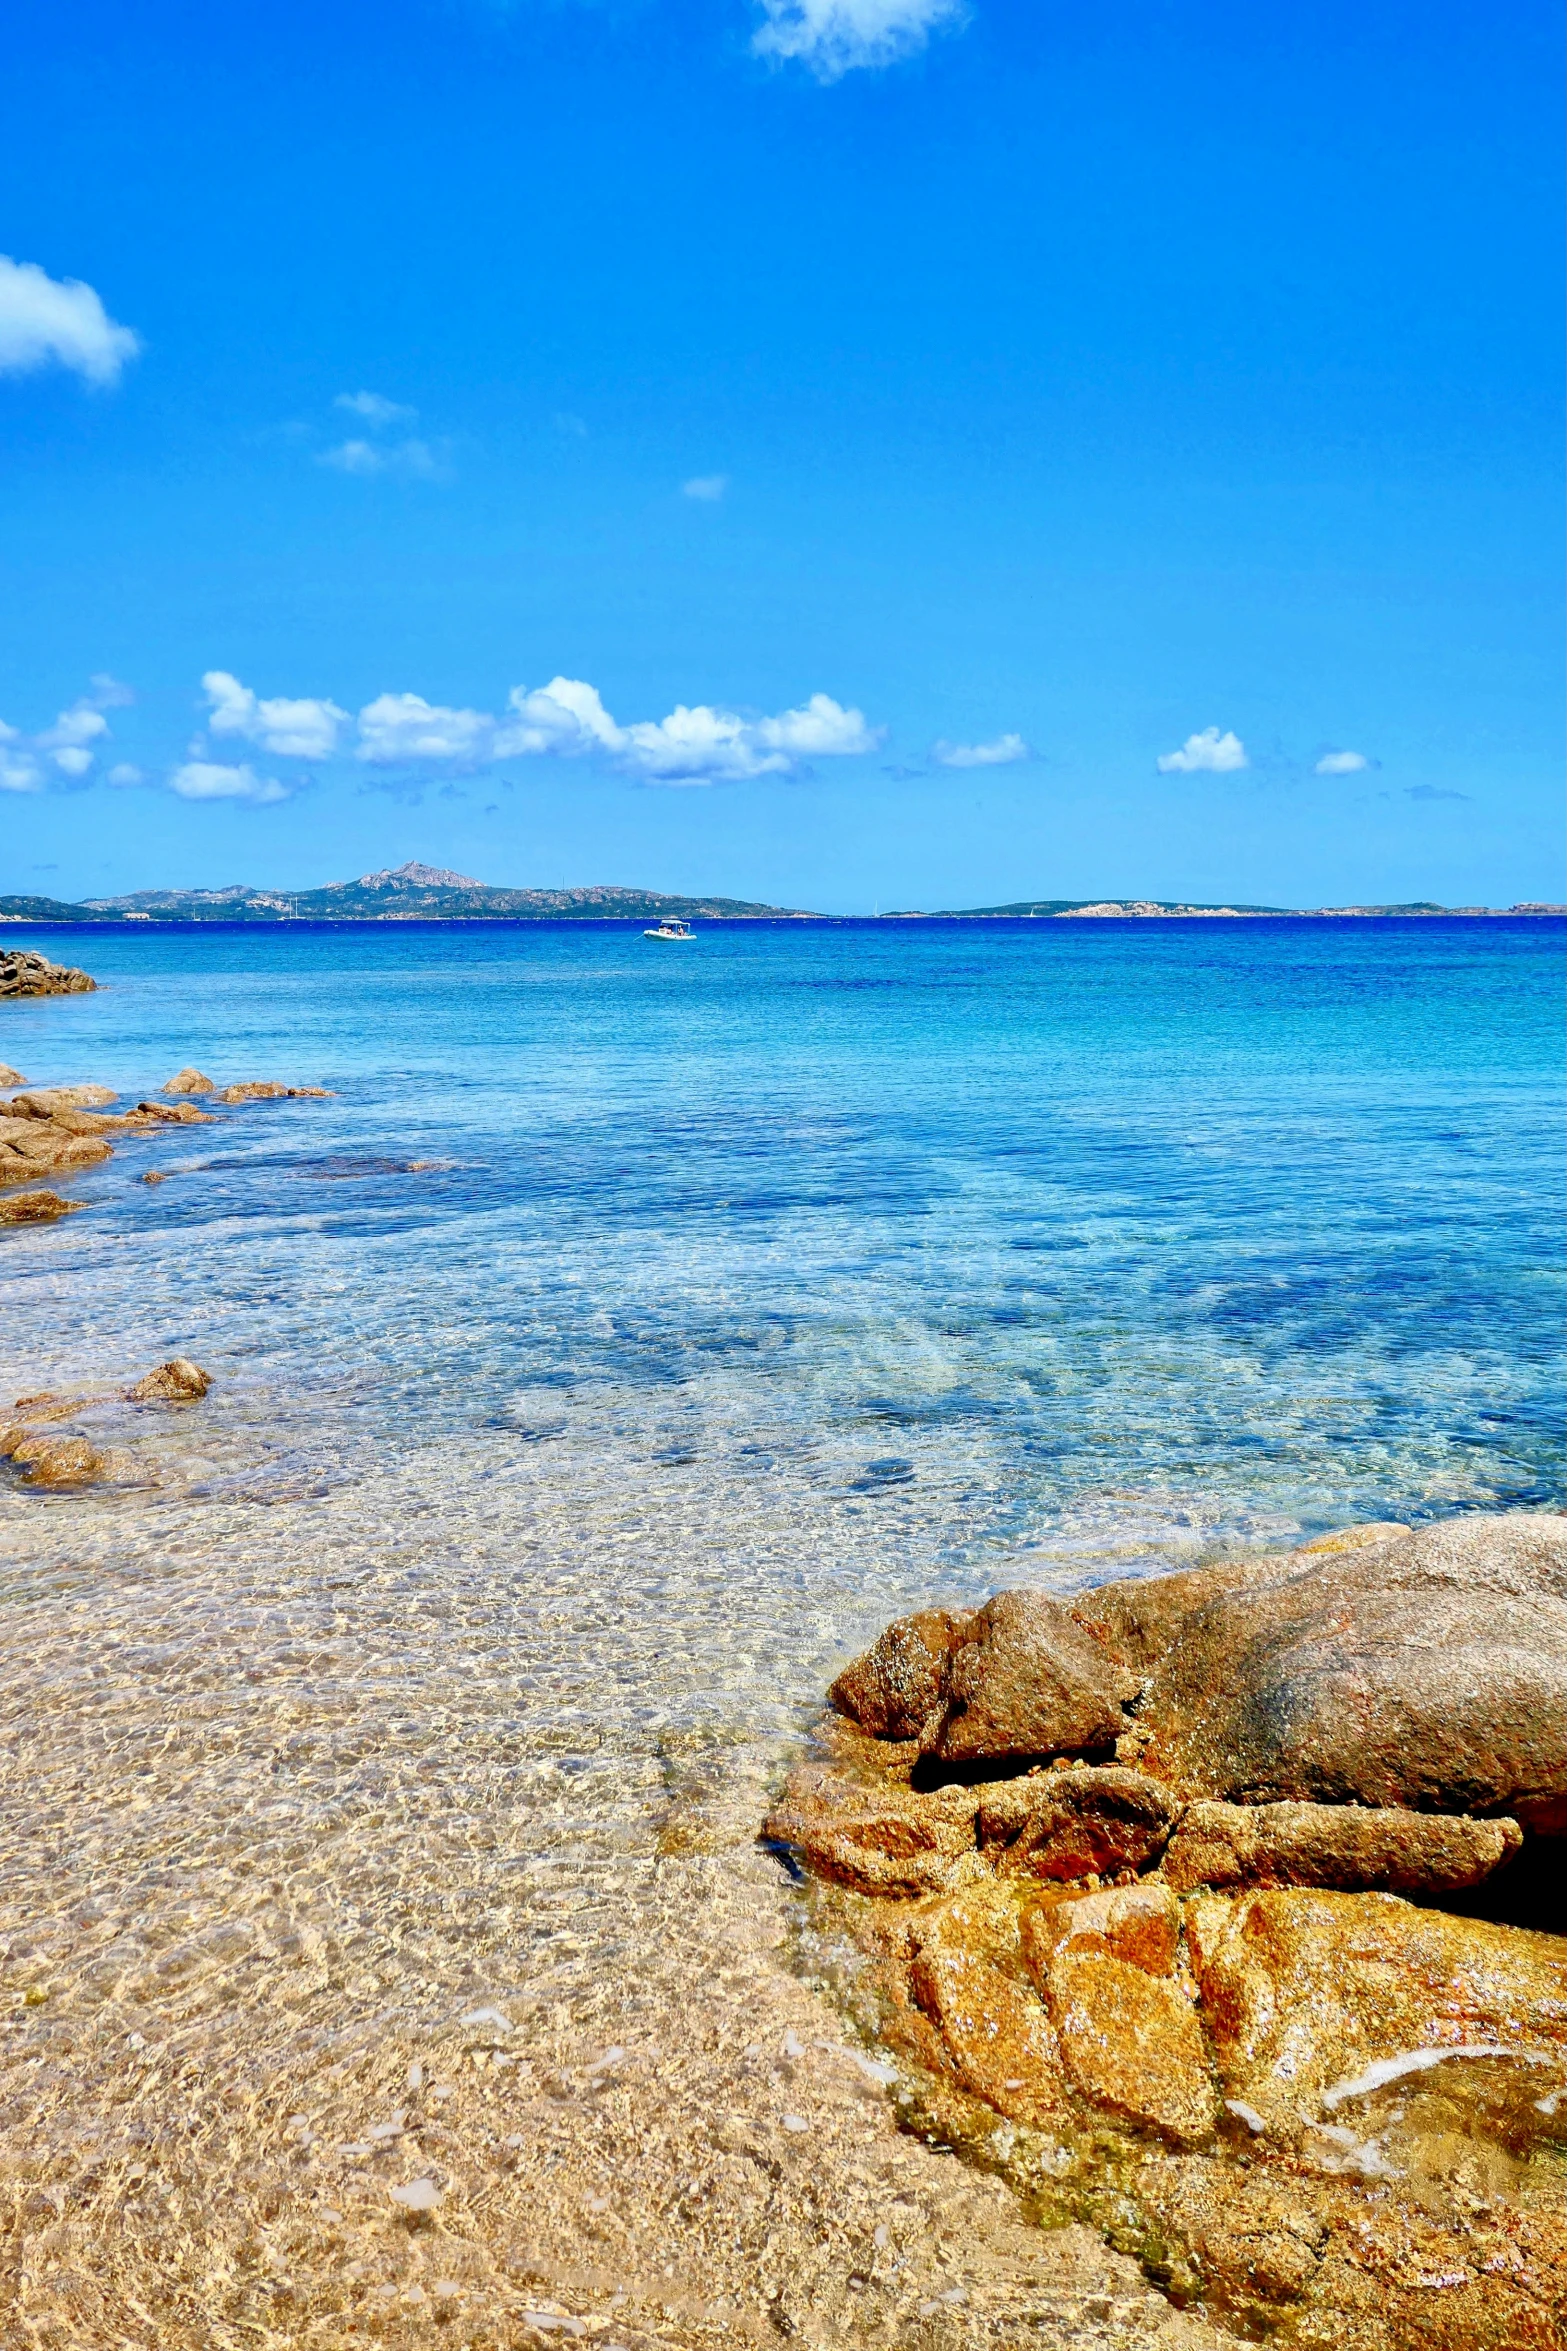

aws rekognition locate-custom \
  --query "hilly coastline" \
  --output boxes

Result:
[1,863,1561,924]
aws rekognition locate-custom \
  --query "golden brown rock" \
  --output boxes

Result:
[925,1588,1140,1765]
[978,1764,1180,1881]
[0,949,95,996]
[131,1099,215,1124]
[6,1085,117,1113]
[0,1063,23,1085]
[1022,1881,1183,1978]
[214,1079,332,1102]
[907,1886,1073,2127]
[829,1606,976,1740]
[1296,1521,1411,1554]
[163,1067,215,1093]
[0,1189,83,1225]
[763,1759,978,1896]
[1072,1556,1300,1672]
[0,1119,113,1182]
[1187,1886,1567,2141]
[1162,1798,1523,1897]
[126,1358,210,1403]
[1044,1952,1220,2145]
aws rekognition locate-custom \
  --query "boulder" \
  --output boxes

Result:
[1043,1952,1220,2145]
[0,1119,112,1181]
[163,1067,215,1094]
[0,1065,23,1085]
[131,1100,213,1125]
[978,1765,1179,1882]
[907,1886,1073,2128]
[127,1358,210,1403]
[829,1607,976,1740]
[215,1080,332,1102]
[0,949,95,997]
[1142,1513,1567,1831]
[923,1589,1140,1765]
[1161,1798,1522,1897]
[1186,1886,1567,2141]
[1071,1557,1301,1673]
[0,1190,83,1226]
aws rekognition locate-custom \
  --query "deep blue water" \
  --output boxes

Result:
[4,916,1562,1579]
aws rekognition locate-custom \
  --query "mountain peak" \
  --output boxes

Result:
[345,861,484,891]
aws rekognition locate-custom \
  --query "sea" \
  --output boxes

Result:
[0,913,1563,2342]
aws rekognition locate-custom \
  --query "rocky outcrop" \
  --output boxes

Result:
[215,1080,332,1102]
[0,949,95,997]
[1141,1513,1567,1831]
[771,1511,1567,2351]
[0,1190,82,1225]
[0,1070,324,1199]
[1162,1798,1522,1895]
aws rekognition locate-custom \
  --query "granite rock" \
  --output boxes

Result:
[829,1607,976,1741]
[925,1589,1140,1765]
[1162,1798,1522,1897]
[127,1358,210,1403]
[978,1765,1180,1881]
[0,1190,83,1226]
[0,949,95,997]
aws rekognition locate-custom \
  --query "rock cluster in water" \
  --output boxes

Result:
[1,1359,212,1486]
[0,948,96,997]
[765,1514,1567,2349]
[0,1067,331,1219]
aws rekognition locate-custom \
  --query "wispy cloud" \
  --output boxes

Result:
[1406,783,1472,803]
[319,434,452,481]
[932,732,1030,769]
[753,0,967,80]
[0,255,141,387]
[1315,749,1370,775]
[356,678,881,784]
[334,390,417,427]
[168,760,291,806]
[202,670,348,759]
[682,474,729,502]
[1157,726,1248,775]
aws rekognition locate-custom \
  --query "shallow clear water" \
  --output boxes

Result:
[0,916,1562,2346]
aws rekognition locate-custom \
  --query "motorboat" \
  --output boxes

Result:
[643,918,695,940]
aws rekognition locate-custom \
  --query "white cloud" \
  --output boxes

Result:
[682,474,729,502]
[335,390,417,427]
[1157,726,1248,775]
[753,0,966,79]
[319,435,451,481]
[106,762,143,787]
[168,760,291,805]
[1315,749,1369,775]
[0,721,42,793]
[354,677,880,784]
[0,682,125,786]
[932,732,1030,768]
[0,255,141,387]
[202,669,347,759]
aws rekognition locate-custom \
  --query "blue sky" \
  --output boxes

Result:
[1,0,1561,911]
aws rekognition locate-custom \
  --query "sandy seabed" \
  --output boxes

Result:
[0,1421,1224,2351]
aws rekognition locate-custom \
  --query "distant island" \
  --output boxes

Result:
[1,863,1561,924]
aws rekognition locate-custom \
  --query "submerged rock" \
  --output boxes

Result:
[1142,1513,1567,1830]
[127,1358,210,1403]
[215,1079,332,1102]
[0,949,95,997]
[5,1433,112,1486]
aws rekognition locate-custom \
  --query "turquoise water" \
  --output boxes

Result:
[4,916,1562,1596]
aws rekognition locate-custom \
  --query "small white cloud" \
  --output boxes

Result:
[932,732,1030,769]
[202,670,347,759]
[106,762,143,787]
[334,390,417,427]
[753,0,966,78]
[0,737,42,791]
[353,677,879,784]
[356,693,497,767]
[682,474,729,502]
[0,255,141,387]
[1157,726,1248,775]
[168,760,290,805]
[89,673,135,708]
[1315,749,1369,775]
[0,683,125,786]
[38,702,110,777]
[319,434,451,482]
